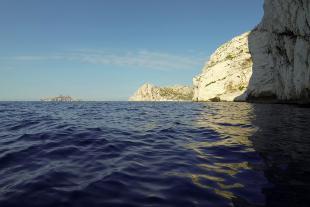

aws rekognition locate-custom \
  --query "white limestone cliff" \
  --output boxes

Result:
[193,32,253,101]
[129,83,193,101]
[194,0,310,103]
[247,0,310,103]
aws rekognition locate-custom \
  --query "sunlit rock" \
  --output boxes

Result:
[194,0,310,103]
[129,83,193,101]
[193,32,253,102]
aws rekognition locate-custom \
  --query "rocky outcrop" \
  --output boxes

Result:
[247,0,310,103]
[193,32,253,101]
[129,83,193,101]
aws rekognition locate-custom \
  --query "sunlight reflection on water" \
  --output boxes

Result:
[0,102,309,207]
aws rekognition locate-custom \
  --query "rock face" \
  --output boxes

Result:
[193,32,253,101]
[129,83,193,101]
[247,0,310,103]
[194,0,310,103]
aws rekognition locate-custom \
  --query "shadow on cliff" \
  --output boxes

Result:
[233,103,310,207]
[235,28,310,104]
[234,29,279,103]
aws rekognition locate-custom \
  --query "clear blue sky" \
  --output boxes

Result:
[0,0,263,101]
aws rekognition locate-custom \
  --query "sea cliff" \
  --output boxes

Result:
[247,0,310,103]
[194,0,310,103]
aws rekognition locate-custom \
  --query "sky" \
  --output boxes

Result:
[0,0,263,101]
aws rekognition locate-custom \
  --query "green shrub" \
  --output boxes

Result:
[239,86,245,91]
[226,54,234,60]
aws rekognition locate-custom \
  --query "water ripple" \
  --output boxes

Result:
[0,102,309,207]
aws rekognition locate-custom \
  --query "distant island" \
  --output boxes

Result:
[40,95,78,102]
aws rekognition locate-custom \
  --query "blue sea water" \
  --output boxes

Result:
[0,102,309,207]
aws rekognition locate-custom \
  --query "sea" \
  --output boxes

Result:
[0,102,309,207]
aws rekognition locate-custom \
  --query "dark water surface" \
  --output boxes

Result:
[0,102,309,207]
